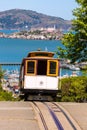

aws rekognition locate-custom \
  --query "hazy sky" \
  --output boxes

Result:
[0,0,78,20]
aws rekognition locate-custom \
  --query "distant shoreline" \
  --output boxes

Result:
[0,29,63,40]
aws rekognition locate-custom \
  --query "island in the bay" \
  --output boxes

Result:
[0,9,71,40]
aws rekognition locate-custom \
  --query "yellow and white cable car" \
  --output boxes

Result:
[19,50,60,101]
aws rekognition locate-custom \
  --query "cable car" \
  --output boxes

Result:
[19,50,60,101]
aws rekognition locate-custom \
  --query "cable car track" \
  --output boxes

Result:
[32,102,81,130]
[52,102,77,130]
[44,102,64,130]
[33,102,48,130]
[45,102,79,130]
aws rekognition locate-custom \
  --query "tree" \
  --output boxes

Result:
[56,0,87,63]
[0,66,4,82]
[61,76,87,102]
[0,66,5,89]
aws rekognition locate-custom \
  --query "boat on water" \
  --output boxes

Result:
[60,63,80,71]
[68,65,80,71]
[8,73,19,79]
[4,69,19,79]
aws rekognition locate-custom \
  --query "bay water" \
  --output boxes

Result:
[0,37,81,76]
[0,38,62,62]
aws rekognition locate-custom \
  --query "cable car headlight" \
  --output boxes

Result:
[40,81,44,85]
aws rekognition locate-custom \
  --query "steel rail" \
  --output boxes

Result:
[33,102,48,130]
[53,102,77,130]
[44,102,64,130]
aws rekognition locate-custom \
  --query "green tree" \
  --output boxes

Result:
[61,76,87,102]
[0,66,4,84]
[56,0,87,63]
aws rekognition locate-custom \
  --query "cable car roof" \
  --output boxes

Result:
[27,51,55,58]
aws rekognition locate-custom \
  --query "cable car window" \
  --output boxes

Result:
[50,61,56,74]
[26,60,36,75]
[47,60,58,76]
[27,62,34,73]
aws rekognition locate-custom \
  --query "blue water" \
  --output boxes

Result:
[0,36,82,76]
[0,29,19,34]
[0,38,62,62]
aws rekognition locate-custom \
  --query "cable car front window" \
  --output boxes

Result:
[27,62,34,73]
[49,61,56,74]
[47,60,58,76]
[26,60,36,75]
